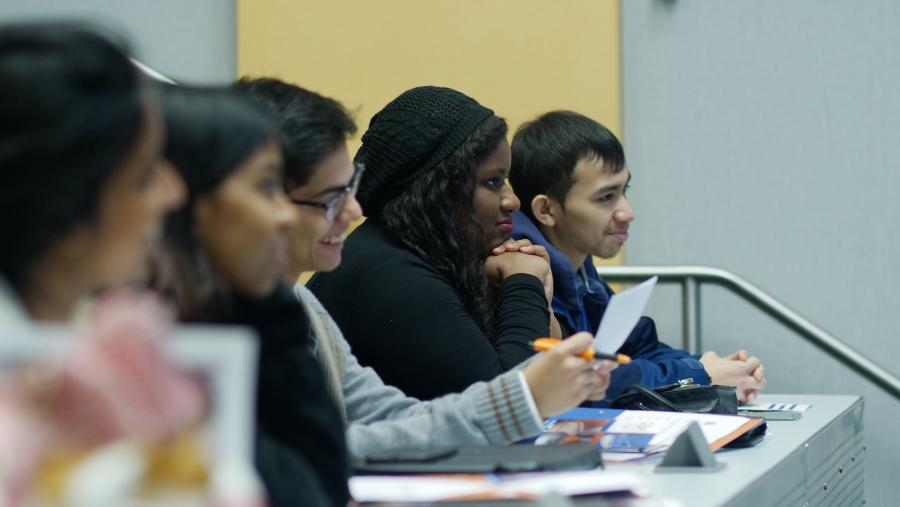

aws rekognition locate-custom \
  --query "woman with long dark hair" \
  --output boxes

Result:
[309,86,567,400]
[156,85,347,507]
[0,22,184,321]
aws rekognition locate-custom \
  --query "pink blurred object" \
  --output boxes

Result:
[0,383,53,507]
[0,290,217,507]
[50,291,207,445]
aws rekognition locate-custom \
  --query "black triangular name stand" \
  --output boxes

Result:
[655,421,726,473]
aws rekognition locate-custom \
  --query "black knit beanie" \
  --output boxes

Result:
[355,86,494,217]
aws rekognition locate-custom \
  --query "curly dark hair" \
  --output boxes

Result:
[375,115,508,334]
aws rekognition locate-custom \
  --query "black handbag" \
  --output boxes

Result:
[609,379,738,415]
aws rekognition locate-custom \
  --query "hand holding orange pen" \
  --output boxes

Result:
[531,337,632,364]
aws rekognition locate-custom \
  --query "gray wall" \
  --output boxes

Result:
[0,0,235,83]
[621,1,900,505]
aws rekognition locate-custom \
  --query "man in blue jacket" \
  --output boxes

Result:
[508,111,766,403]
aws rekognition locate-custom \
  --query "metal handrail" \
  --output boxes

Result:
[594,265,900,401]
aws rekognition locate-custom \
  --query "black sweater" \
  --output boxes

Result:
[307,221,550,400]
[229,283,349,507]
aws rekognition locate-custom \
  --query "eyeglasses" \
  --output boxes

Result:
[291,163,365,221]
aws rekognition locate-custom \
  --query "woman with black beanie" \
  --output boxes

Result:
[308,86,565,401]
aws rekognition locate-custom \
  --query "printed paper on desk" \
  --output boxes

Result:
[594,276,658,354]
[547,407,761,453]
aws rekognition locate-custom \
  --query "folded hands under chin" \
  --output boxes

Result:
[486,239,554,302]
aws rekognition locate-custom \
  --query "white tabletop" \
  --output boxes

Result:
[609,394,864,507]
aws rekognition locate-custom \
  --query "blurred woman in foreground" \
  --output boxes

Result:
[0,22,183,321]
[156,85,347,507]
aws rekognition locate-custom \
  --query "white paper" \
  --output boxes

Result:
[349,470,641,502]
[600,451,654,463]
[349,476,490,502]
[492,470,642,497]
[594,276,658,354]
[606,410,753,449]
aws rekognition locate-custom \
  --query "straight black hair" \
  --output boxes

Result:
[0,22,145,290]
[233,77,356,191]
[509,110,625,222]
[156,85,279,321]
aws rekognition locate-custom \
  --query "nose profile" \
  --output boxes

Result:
[501,184,520,213]
[158,160,187,212]
[275,191,299,230]
[341,193,363,223]
[615,197,635,224]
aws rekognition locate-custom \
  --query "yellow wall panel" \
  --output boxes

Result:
[238,0,621,147]
[237,0,623,278]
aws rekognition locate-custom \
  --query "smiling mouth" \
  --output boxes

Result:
[321,233,346,245]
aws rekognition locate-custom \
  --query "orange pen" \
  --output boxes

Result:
[531,338,632,364]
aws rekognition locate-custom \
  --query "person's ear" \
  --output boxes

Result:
[531,194,557,228]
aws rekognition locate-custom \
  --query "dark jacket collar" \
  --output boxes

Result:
[511,211,611,334]
[229,282,312,352]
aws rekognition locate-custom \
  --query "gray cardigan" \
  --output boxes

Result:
[293,284,543,459]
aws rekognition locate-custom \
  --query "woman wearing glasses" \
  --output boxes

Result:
[236,77,613,459]
[285,160,364,276]
[154,85,348,507]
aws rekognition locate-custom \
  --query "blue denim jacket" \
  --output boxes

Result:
[511,211,709,402]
